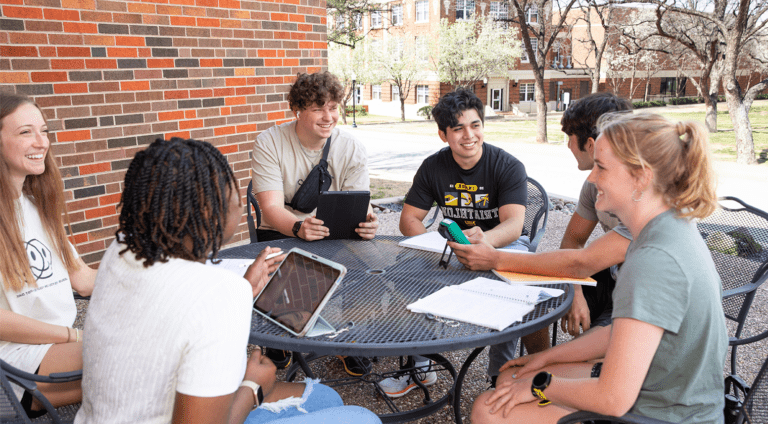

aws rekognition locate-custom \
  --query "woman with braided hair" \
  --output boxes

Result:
[0,93,97,417]
[76,138,380,424]
[471,113,728,424]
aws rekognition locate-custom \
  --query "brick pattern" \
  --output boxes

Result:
[1,0,328,264]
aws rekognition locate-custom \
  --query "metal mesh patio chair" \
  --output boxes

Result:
[556,341,768,424]
[246,180,261,244]
[697,197,768,375]
[0,359,81,424]
[423,176,549,253]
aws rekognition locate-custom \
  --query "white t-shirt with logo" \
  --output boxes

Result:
[0,195,77,399]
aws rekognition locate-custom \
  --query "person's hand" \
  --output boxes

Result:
[244,349,277,398]
[244,247,285,298]
[356,212,379,240]
[484,376,536,417]
[562,289,591,336]
[449,231,498,271]
[498,352,548,378]
[297,216,329,241]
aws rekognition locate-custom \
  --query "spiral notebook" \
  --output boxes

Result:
[407,277,564,331]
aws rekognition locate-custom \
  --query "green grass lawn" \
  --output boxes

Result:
[341,100,768,165]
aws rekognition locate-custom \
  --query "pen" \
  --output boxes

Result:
[266,250,284,260]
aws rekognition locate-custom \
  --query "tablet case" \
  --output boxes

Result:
[316,191,371,240]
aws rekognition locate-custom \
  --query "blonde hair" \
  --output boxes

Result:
[0,93,79,292]
[597,113,717,219]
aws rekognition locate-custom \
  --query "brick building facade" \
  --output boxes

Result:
[1,0,328,264]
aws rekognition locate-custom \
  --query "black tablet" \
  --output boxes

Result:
[316,190,371,240]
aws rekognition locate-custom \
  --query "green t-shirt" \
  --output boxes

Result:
[613,210,727,424]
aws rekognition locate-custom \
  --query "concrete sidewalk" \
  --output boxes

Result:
[349,126,768,212]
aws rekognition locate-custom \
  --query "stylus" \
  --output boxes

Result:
[266,251,284,260]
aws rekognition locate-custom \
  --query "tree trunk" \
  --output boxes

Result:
[400,97,406,122]
[704,92,717,133]
[724,80,757,165]
[534,72,548,144]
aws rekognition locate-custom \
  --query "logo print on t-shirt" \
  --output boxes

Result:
[475,194,490,208]
[461,193,473,207]
[444,192,458,206]
[26,239,53,280]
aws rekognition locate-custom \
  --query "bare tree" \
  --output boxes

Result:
[571,0,617,93]
[626,0,768,163]
[502,0,578,143]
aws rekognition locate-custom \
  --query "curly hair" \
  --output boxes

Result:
[431,89,485,134]
[288,71,344,111]
[0,93,79,291]
[597,113,717,219]
[117,138,238,267]
[561,92,632,152]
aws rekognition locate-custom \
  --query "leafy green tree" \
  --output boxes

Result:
[434,15,522,90]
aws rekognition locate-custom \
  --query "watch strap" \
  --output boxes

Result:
[531,371,552,407]
[240,380,264,407]
[292,220,303,237]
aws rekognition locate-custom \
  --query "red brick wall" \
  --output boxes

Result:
[0,0,328,264]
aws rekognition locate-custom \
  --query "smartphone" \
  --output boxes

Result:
[438,218,470,244]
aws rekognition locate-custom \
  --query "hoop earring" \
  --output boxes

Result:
[631,189,644,202]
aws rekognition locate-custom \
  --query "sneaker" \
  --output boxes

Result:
[264,348,291,370]
[378,361,437,398]
[337,356,373,377]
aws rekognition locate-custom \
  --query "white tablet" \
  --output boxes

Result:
[253,248,347,337]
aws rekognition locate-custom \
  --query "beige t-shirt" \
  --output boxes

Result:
[251,121,369,231]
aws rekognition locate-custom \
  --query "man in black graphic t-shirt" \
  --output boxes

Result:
[400,89,528,247]
[378,89,528,399]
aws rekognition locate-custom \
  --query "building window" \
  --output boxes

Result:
[417,85,429,104]
[372,85,382,100]
[392,85,400,102]
[519,83,535,102]
[392,4,403,26]
[391,37,405,61]
[660,77,686,96]
[353,12,362,29]
[490,1,508,28]
[415,36,429,62]
[416,0,429,22]
[521,38,537,63]
[525,4,538,23]
[456,0,474,20]
[335,14,345,30]
[371,10,382,28]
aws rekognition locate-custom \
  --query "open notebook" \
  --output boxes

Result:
[407,277,564,331]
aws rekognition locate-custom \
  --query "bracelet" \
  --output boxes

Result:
[76,328,81,343]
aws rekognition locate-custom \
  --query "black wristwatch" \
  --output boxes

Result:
[531,371,552,406]
[292,220,303,238]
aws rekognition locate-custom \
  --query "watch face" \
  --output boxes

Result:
[533,371,550,387]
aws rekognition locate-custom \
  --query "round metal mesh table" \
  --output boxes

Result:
[219,236,573,422]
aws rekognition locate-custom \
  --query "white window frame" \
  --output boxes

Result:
[416,85,429,104]
[392,4,403,26]
[372,84,382,100]
[336,14,345,30]
[353,12,362,29]
[521,38,538,63]
[456,0,474,20]
[415,36,429,63]
[416,0,429,22]
[525,4,538,24]
[371,10,382,28]
[489,1,508,28]
[519,83,535,102]
[392,85,400,102]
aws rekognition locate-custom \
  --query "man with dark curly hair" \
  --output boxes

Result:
[251,71,378,376]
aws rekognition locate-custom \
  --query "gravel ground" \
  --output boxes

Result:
[73,197,768,423]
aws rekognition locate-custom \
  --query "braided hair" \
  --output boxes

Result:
[117,138,238,267]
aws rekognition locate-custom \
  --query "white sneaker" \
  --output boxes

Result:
[377,362,437,398]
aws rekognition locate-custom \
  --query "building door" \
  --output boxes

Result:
[491,89,503,111]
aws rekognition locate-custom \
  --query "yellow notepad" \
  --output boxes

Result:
[492,270,597,286]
